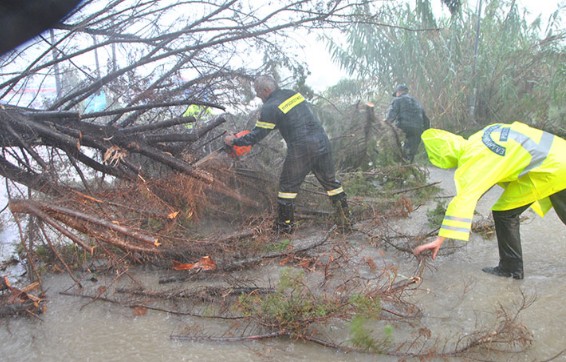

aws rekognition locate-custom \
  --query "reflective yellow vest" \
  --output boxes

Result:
[422,122,566,241]
[182,104,212,128]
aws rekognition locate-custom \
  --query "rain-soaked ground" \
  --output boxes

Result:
[0,167,565,361]
[404,168,566,361]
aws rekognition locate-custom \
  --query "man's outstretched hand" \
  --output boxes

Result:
[224,134,236,146]
[413,236,446,260]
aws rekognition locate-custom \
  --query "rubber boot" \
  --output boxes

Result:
[274,198,295,234]
[482,206,530,280]
[331,193,353,233]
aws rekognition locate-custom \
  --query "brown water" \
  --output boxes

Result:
[1,168,565,361]
[412,168,566,361]
[0,268,386,362]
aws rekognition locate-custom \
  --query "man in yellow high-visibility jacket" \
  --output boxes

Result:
[413,122,566,279]
[182,104,212,129]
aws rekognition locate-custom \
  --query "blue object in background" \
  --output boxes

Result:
[84,91,107,113]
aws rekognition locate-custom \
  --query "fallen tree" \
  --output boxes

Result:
[0,105,227,193]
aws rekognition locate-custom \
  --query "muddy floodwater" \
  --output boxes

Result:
[408,168,566,361]
[1,167,566,361]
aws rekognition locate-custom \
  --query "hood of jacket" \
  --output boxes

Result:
[421,128,466,169]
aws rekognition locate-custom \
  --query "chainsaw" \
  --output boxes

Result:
[193,130,252,167]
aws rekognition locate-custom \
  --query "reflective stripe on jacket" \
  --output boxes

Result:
[233,88,331,155]
[422,122,566,241]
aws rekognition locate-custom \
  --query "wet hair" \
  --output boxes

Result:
[253,75,278,93]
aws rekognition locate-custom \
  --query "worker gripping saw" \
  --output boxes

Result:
[193,130,252,167]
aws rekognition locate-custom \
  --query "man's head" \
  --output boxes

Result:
[392,84,409,97]
[253,75,279,102]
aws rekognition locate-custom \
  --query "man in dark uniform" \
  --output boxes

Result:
[224,75,351,233]
[385,84,430,162]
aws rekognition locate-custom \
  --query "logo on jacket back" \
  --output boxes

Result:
[482,125,507,156]
[278,93,305,114]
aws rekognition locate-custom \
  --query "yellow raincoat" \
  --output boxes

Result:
[182,104,212,129]
[422,122,566,241]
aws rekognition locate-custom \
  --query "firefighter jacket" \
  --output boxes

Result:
[232,88,331,156]
[385,93,430,131]
[422,122,566,241]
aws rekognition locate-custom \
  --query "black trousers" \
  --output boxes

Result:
[399,127,423,162]
[279,146,342,196]
[492,188,566,273]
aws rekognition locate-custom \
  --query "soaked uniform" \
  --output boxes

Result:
[233,88,347,230]
[385,93,430,162]
[233,88,344,199]
[422,122,566,277]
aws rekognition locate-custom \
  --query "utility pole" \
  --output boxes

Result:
[469,0,483,121]
[93,35,101,79]
[50,30,62,99]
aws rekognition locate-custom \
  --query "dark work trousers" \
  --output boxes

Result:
[400,127,423,162]
[492,188,566,273]
[279,146,342,196]
[549,188,566,225]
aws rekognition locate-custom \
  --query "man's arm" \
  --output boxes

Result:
[384,99,399,124]
[228,127,271,146]
[225,105,277,147]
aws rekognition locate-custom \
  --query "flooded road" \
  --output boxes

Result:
[411,168,566,361]
[1,167,565,361]
[0,269,386,362]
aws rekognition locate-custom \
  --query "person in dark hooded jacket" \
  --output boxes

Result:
[385,84,430,162]
[224,75,351,233]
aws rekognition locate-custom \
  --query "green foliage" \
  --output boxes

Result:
[440,0,462,15]
[427,200,447,228]
[34,244,52,261]
[383,324,394,340]
[238,268,339,333]
[342,172,382,197]
[350,315,379,351]
[235,269,403,351]
[341,165,431,198]
[349,293,381,317]
[327,0,566,132]
[265,238,291,253]
[349,314,392,352]
[320,78,379,107]
[24,241,93,272]
[146,217,166,232]
[315,99,410,171]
